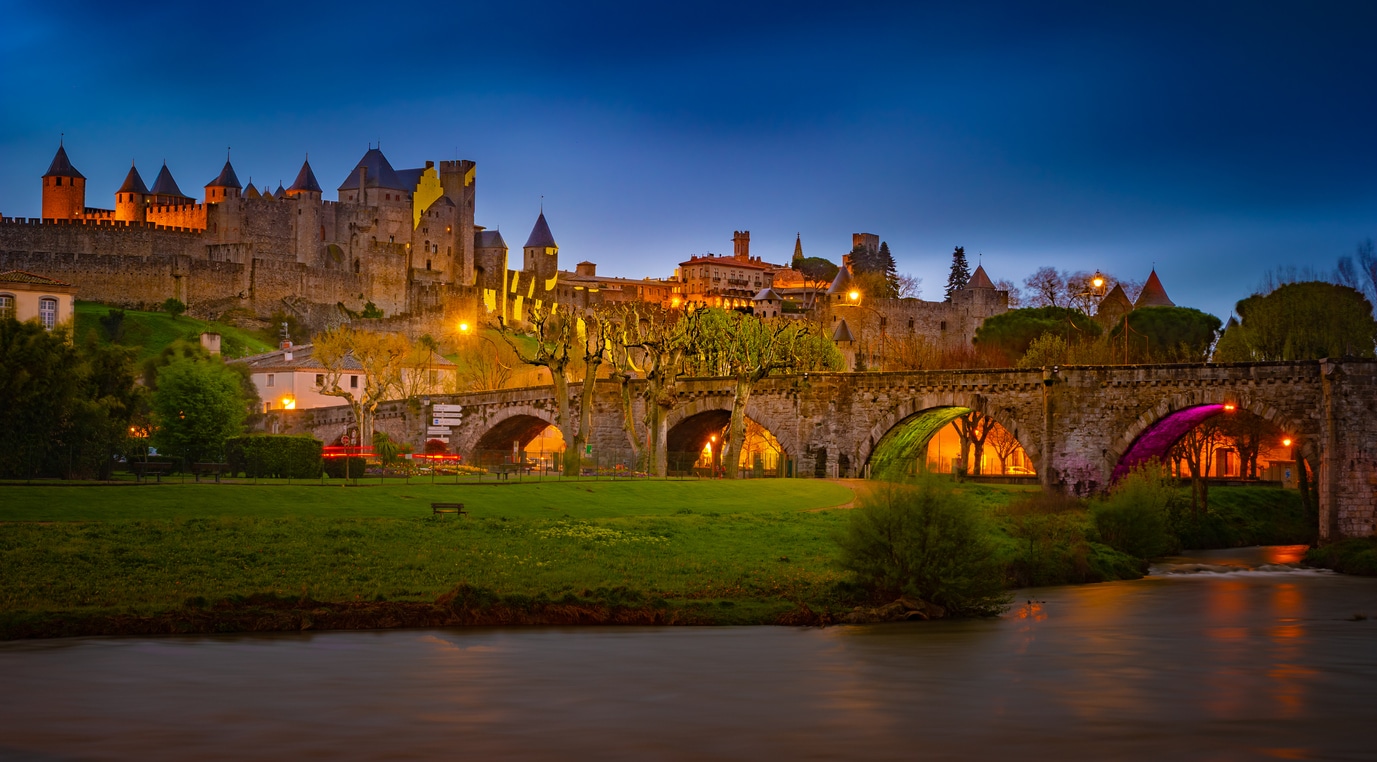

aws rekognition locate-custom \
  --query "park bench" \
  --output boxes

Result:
[192,462,231,483]
[432,502,467,516]
[491,464,522,480]
[129,461,174,483]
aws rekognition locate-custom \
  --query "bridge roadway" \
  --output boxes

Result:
[274,360,1377,540]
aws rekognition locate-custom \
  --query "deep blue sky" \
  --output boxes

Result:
[2,1,1373,319]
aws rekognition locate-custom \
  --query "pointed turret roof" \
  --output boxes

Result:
[964,264,995,289]
[826,263,852,295]
[117,164,148,195]
[206,160,242,189]
[261,185,275,200]
[1134,269,1175,308]
[524,212,557,249]
[476,229,507,249]
[275,182,287,198]
[288,159,322,193]
[792,234,804,263]
[245,183,261,200]
[150,163,190,199]
[831,319,855,343]
[1098,283,1133,315]
[43,144,85,179]
[336,147,406,192]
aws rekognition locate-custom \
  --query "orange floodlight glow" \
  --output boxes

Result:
[1283,437,1293,447]
[458,321,471,334]
[1222,402,1237,412]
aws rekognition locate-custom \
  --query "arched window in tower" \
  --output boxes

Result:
[426,259,432,271]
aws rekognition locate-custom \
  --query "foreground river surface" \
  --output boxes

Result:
[2,546,1375,761]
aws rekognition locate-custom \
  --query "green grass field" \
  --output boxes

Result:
[0,480,1308,637]
[73,301,275,361]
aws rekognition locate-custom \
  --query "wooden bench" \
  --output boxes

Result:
[129,461,174,483]
[192,462,231,483]
[432,502,467,516]
[491,464,521,480]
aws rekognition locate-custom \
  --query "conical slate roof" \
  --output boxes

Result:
[206,160,242,189]
[245,183,261,200]
[288,159,322,193]
[826,264,852,295]
[831,319,855,343]
[44,144,85,179]
[336,148,407,191]
[1134,270,1175,308]
[792,234,803,263]
[117,164,148,194]
[1098,283,1133,315]
[274,182,287,198]
[964,264,995,289]
[261,185,275,200]
[476,229,507,249]
[524,212,557,249]
[150,163,190,199]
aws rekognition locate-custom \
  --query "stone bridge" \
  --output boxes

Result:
[277,360,1377,540]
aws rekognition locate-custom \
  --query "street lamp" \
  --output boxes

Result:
[842,289,886,371]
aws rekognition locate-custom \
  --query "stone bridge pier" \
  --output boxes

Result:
[277,360,1377,540]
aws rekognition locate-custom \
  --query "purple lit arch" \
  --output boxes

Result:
[1111,404,1224,482]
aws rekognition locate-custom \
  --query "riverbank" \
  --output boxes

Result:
[0,480,1307,639]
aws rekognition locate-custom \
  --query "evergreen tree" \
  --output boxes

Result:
[945,246,971,301]
[878,241,898,298]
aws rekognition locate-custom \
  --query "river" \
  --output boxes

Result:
[2,546,1374,761]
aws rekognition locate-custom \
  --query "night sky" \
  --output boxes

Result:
[2,1,1373,320]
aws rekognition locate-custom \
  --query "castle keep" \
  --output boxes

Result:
[2,143,561,323]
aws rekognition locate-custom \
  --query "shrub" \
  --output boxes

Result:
[323,456,367,479]
[1305,538,1377,577]
[225,435,322,478]
[1091,465,1182,559]
[836,478,1010,617]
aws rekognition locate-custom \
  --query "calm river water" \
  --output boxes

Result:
[2,546,1375,761]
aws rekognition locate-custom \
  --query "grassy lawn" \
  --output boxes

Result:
[73,301,275,361]
[0,480,862,630]
[0,480,1308,637]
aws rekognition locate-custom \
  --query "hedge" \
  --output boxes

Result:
[225,435,323,479]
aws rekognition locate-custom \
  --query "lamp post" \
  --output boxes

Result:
[844,289,886,371]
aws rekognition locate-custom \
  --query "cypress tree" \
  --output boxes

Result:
[945,246,971,301]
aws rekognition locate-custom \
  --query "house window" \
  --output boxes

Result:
[315,374,324,386]
[350,375,359,389]
[428,370,438,384]
[39,297,58,330]
[940,321,947,331]
[266,374,275,387]
[0,294,13,320]
[426,259,432,270]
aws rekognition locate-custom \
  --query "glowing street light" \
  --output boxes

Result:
[848,289,861,303]
[458,321,471,335]
[1282,437,1293,447]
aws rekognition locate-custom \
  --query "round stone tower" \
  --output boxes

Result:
[41,142,86,220]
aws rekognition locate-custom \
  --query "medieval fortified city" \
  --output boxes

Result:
[2,4,1376,759]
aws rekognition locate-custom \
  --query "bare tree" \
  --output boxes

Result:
[313,326,409,446]
[987,423,1024,474]
[1023,267,1066,307]
[497,306,578,474]
[994,278,1023,308]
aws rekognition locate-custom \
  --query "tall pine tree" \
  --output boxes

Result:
[945,246,971,301]
[878,241,898,298]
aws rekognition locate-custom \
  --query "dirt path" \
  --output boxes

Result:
[803,479,873,512]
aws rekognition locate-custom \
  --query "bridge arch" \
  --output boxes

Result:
[455,403,559,460]
[1109,392,1316,481]
[860,393,1038,479]
[663,397,799,471]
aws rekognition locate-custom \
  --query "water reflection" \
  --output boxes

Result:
[0,547,1374,760]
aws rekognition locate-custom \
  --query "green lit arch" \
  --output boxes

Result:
[863,403,1037,481]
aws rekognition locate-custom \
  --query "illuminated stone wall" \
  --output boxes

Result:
[276,360,1377,540]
